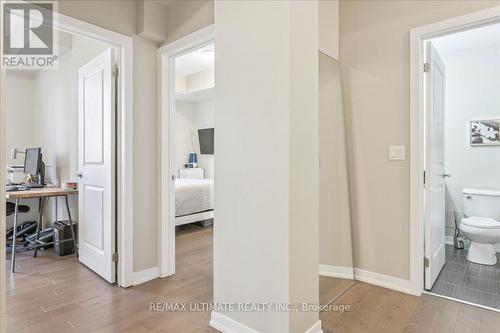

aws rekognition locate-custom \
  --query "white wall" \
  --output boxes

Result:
[319,0,339,59]
[175,101,196,173]
[31,34,109,223]
[214,1,319,332]
[165,0,214,44]
[5,73,39,228]
[5,73,34,166]
[194,99,215,178]
[136,0,169,42]
[5,35,109,228]
[175,99,215,178]
[442,44,500,235]
[5,34,107,228]
[33,34,109,187]
[176,68,214,94]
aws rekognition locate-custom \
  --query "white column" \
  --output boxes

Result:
[213,1,319,332]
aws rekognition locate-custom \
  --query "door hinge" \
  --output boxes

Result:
[424,257,429,268]
[423,62,430,73]
[112,252,119,262]
[112,64,119,78]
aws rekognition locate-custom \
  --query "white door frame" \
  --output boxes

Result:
[157,25,214,277]
[409,6,500,296]
[0,11,134,295]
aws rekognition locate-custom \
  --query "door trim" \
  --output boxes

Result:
[157,25,214,277]
[0,9,134,295]
[409,5,500,296]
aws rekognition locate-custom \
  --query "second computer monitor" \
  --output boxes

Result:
[24,148,41,175]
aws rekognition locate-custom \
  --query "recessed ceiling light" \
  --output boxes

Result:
[200,49,214,61]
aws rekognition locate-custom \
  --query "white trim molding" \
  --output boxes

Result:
[354,268,416,296]
[54,11,134,288]
[305,320,323,333]
[133,266,160,286]
[409,5,500,297]
[209,313,323,333]
[157,25,215,278]
[319,264,354,280]
[209,312,260,333]
[176,210,214,226]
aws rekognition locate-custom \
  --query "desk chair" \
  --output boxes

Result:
[7,202,30,216]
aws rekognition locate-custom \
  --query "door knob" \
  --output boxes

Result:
[75,173,83,178]
[442,174,452,178]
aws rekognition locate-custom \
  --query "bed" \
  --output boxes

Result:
[175,178,214,226]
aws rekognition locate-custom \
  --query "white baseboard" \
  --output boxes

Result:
[210,312,259,333]
[354,268,413,295]
[132,266,160,286]
[319,264,354,280]
[210,312,323,333]
[305,320,323,333]
[320,266,415,296]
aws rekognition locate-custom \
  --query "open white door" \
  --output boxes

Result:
[78,48,116,283]
[424,42,446,290]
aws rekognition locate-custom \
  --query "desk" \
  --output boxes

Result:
[7,188,78,273]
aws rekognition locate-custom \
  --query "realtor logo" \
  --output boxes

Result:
[2,1,58,69]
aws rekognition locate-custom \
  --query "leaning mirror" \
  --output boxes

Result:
[318,52,356,307]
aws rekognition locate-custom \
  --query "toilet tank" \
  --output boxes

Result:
[463,188,500,220]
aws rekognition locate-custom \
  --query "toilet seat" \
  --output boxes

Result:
[461,216,500,229]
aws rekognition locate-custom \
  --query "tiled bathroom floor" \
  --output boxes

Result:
[431,244,500,309]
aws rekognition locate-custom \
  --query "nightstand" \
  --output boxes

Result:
[179,168,204,179]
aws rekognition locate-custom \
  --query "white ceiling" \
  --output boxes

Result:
[432,23,500,57]
[175,43,214,76]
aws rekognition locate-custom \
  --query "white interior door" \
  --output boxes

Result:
[424,41,446,290]
[78,48,116,283]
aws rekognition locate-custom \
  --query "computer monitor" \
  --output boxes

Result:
[23,148,46,186]
[24,148,41,175]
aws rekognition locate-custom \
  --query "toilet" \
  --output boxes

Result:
[460,188,500,265]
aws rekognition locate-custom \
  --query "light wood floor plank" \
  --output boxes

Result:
[6,224,500,332]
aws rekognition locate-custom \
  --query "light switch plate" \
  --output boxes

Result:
[389,145,405,161]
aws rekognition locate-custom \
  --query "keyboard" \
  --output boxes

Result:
[6,185,28,192]
[26,183,44,188]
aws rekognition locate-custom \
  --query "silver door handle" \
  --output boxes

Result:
[75,173,83,178]
[442,174,452,178]
[171,174,176,181]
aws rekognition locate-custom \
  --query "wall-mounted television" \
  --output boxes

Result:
[198,128,214,154]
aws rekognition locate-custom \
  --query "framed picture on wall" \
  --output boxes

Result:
[470,119,500,146]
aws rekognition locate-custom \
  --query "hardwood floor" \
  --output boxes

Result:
[321,281,500,333]
[6,224,500,332]
[320,276,355,306]
[6,224,216,333]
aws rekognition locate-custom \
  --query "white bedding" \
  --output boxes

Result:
[175,178,214,217]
